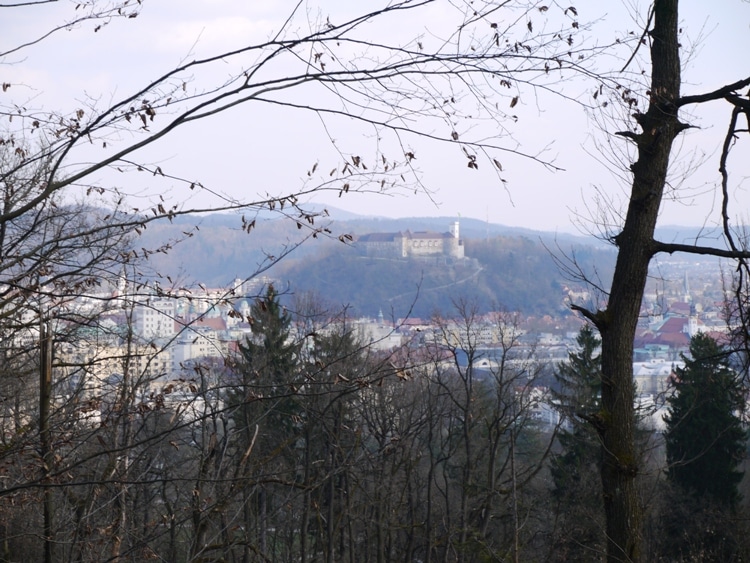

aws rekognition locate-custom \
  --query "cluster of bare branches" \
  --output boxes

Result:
[4,1,750,561]
[0,2,610,561]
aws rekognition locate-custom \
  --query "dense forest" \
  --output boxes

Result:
[4,288,747,561]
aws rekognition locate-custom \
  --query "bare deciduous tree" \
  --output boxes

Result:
[570,1,750,560]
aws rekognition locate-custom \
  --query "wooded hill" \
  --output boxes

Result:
[142,212,616,318]
[271,236,614,318]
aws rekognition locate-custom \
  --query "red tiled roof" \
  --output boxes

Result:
[399,318,427,326]
[175,316,227,332]
[669,302,691,315]
[408,231,451,240]
[358,230,453,242]
[658,316,688,334]
[655,332,690,347]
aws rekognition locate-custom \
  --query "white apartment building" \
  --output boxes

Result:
[172,327,229,371]
[134,298,176,340]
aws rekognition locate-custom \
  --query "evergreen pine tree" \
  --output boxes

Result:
[551,326,602,492]
[664,333,746,508]
[228,284,302,556]
[231,284,302,444]
[549,325,604,561]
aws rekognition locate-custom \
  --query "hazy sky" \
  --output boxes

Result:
[3,0,748,235]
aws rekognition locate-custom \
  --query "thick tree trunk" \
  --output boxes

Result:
[597,1,684,561]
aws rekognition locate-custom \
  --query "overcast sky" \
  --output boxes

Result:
[3,0,748,235]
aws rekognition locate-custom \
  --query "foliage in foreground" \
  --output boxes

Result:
[664,333,747,507]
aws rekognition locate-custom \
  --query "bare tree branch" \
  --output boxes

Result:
[676,76,750,107]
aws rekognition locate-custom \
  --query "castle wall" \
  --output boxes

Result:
[357,223,464,259]
[408,236,446,256]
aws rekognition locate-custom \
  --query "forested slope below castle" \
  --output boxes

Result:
[274,236,614,317]
[140,212,615,318]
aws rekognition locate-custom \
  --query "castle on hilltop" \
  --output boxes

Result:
[356,221,464,260]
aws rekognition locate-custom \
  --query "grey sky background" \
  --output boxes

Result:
[3,0,748,234]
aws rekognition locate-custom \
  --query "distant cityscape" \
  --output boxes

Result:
[15,225,730,434]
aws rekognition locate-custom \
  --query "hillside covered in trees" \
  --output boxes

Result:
[141,213,616,318]
[274,235,615,318]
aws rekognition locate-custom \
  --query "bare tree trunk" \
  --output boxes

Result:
[587,1,684,560]
[458,360,474,563]
[425,428,434,563]
[346,472,355,563]
[259,487,268,557]
[509,424,519,563]
[301,427,310,563]
[40,320,53,563]
[326,473,334,563]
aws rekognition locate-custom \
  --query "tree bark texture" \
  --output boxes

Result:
[597,1,684,561]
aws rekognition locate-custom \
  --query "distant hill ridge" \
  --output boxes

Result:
[140,208,722,317]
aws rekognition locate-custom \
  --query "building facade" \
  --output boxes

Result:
[356,221,464,259]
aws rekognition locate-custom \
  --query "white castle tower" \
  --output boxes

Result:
[449,221,460,239]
